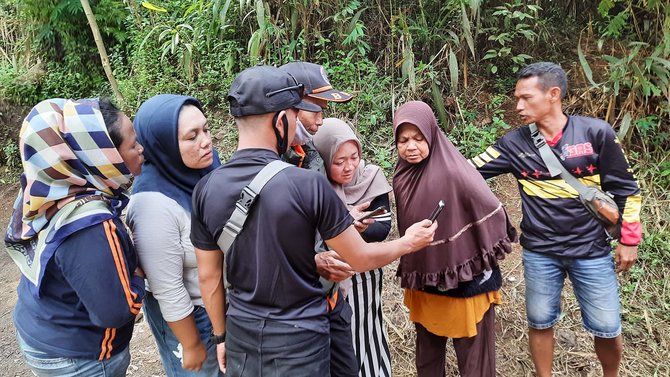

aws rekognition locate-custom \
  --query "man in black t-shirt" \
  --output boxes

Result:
[192,65,437,376]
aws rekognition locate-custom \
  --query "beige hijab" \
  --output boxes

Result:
[313,118,392,207]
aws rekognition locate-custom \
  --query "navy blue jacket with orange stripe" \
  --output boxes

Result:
[469,115,642,257]
[14,216,145,360]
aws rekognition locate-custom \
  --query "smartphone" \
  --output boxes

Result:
[357,206,387,221]
[429,200,445,222]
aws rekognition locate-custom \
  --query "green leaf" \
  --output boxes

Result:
[255,0,265,29]
[598,0,615,17]
[347,7,368,36]
[248,29,262,60]
[518,29,538,41]
[448,48,458,94]
[401,45,415,91]
[141,1,167,12]
[578,43,599,87]
[431,81,449,130]
[219,0,234,25]
[512,11,531,20]
[617,112,633,140]
[650,56,670,70]
[138,24,163,50]
[184,2,199,17]
[483,50,498,60]
[527,4,541,13]
[461,2,475,58]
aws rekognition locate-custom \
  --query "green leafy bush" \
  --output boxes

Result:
[2,140,20,170]
[0,64,41,106]
[620,231,670,323]
[481,2,541,74]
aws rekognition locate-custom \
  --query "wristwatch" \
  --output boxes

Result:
[210,331,226,344]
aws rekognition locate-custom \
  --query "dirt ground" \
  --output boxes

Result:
[0,181,164,377]
[0,175,668,376]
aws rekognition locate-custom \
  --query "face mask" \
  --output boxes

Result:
[290,119,313,146]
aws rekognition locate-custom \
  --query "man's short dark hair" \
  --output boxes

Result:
[517,62,568,99]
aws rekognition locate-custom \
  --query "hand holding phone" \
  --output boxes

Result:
[428,200,445,222]
[356,206,387,221]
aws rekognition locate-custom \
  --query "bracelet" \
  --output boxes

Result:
[210,331,226,344]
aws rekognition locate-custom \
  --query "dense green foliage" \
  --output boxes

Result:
[1,1,666,150]
[1,0,667,217]
[0,0,668,218]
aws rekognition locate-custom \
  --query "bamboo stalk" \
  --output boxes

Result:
[605,94,614,123]
[463,52,468,89]
[80,0,125,105]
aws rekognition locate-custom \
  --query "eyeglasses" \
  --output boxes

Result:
[265,82,305,98]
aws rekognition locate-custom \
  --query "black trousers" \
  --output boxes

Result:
[329,288,359,377]
[225,315,330,377]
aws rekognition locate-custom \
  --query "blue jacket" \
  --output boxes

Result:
[14,216,145,360]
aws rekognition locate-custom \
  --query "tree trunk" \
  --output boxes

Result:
[80,0,125,105]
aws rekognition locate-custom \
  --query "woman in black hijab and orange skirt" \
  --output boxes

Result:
[392,101,517,377]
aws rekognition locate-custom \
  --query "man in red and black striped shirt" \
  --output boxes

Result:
[470,62,641,377]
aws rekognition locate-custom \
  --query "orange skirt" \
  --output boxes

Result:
[403,288,501,338]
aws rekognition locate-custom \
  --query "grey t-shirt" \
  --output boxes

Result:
[191,149,353,334]
[127,192,202,322]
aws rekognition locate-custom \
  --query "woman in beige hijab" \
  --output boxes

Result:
[313,118,393,376]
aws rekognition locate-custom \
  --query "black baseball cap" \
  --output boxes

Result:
[280,62,353,103]
[227,65,322,117]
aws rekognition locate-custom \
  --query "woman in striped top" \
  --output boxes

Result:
[313,118,394,377]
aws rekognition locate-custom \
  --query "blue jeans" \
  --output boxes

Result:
[522,249,622,338]
[16,331,130,377]
[144,292,223,377]
[225,315,330,377]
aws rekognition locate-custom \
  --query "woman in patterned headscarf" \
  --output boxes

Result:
[6,98,146,376]
[313,118,394,377]
[393,101,517,377]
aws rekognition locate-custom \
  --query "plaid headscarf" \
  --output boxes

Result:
[5,98,132,295]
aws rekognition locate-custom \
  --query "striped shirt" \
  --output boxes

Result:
[345,194,392,376]
[14,216,144,360]
[469,115,641,257]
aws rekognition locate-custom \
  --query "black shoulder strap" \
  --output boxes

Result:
[216,160,291,287]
